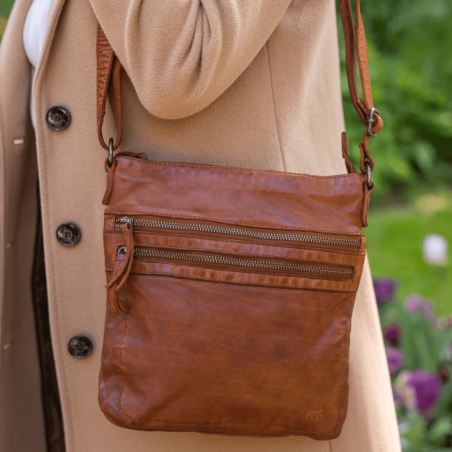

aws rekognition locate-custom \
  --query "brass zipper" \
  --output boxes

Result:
[118,246,353,278]
[115,217,360,248]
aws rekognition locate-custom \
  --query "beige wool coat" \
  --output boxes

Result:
[0,0,401,451]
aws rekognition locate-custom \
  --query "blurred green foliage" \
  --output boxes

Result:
[0,0,12,15]
[0,0,13,35]
[339,1,452,201]
[367,191,452,317]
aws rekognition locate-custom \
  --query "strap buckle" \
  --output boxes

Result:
[367,108,380,138]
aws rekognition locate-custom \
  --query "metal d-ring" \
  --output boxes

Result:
[117,246,127,257]
[107,138,114,167]
[365,161,373,189]
[367,108,380,138]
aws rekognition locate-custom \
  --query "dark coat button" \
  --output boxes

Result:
[56,223,81,247]
[67,336,93,359]
[46,106,71,131]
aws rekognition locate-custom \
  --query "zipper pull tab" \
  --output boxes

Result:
[105,218,135,314]
[120,216,134,228]
[116,219,134,292]
[107,248,126,314]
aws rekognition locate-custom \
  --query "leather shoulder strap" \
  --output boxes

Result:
[96,0,383,171]
[97,26,122,151]
[339,0,382,134]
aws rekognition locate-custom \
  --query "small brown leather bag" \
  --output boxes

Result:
[98,0,383,440]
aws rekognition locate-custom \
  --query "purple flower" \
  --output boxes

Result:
[404,295,436,323]
[383,323,402,346]
[386,347,404,374]
[405,295,428,313]
[373,278,398,307]
[395,370,442,414]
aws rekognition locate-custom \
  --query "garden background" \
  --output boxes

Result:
[0,1,451,450]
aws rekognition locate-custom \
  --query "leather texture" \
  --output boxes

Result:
[97,0,379,441]
[99,154,368,439]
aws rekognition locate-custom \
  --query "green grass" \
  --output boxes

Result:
[367,191,452,317]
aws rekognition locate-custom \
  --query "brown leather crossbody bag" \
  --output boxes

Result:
[97,0,383,440]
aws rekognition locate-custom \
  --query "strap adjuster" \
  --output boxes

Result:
[367,108,381,138]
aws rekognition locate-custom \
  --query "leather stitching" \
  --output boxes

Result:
[114,156,366,179]
[105,265,356,283]
[109,267,358,292]
[111,260,355,281]
[104,210,365,235]
[103,231,366,256]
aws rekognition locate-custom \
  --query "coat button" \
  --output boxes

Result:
[56,223,81,247]
[46,106,71,131]
[67,336,93,359]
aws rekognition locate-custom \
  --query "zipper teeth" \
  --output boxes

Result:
[128,247,353,277]
[115,219,360,248]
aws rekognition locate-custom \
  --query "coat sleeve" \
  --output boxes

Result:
[89,0,292,120]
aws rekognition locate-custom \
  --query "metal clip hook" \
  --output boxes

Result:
[367,108,380,138]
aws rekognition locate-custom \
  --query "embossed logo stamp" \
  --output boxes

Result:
[306,410,323,421]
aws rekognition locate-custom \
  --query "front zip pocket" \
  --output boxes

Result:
[107,216,357,315]
[117,245,354,279]
[114,216,361,250]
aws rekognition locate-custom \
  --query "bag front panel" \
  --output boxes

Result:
[99,270,355,438]
[99,156,367,439]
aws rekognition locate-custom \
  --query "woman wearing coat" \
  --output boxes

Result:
[0,0,401,451]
